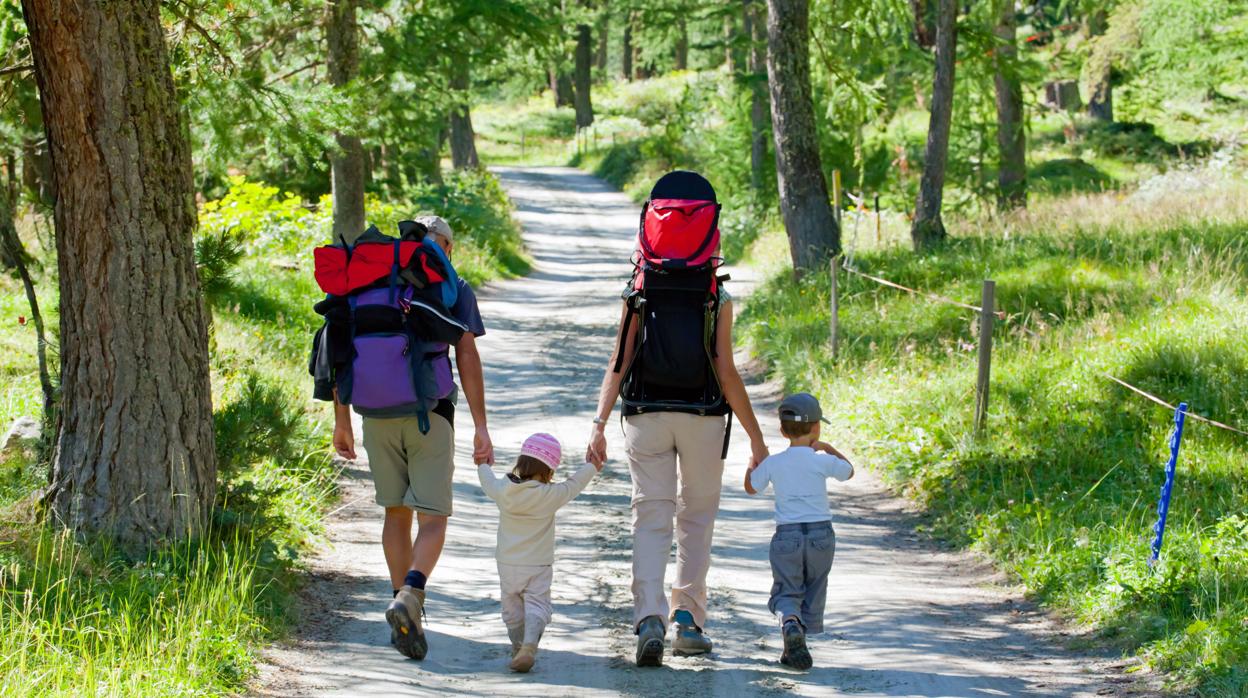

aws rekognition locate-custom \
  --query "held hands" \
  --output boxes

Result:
[743,463,758,495]
[585,423,607,469]
[473,425,495,465]
[749,438,769,469]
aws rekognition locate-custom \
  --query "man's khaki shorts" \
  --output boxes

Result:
[361,412,454,516]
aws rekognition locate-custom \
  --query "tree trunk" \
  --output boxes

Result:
[910,0,957,252]
[765,0,839,273]
[622,14,633,80]
[327,0,366,245]
[596,6,609,73]
[1086,61,1113,122]
[573,22,594,128]
[448,60,480,170]
[551,67,574,107]
[992,1,1026,209]
[21,0,216,546]
[725,10,741,72]
[911,0,934,48]
[0,154,53,425]
[746,0,769,197]
[674,18,689,70]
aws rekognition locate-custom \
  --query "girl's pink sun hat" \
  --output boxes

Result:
[521,433,562,471]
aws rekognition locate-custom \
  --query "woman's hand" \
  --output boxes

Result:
[749,438,769,469]
[586,424,607,467]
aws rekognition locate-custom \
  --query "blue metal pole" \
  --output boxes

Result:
[1149,402,1188,567]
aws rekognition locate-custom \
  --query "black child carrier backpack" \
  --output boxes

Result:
[613,171,733,455]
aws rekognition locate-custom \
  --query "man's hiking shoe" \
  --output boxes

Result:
[386,586,427,659]
[635,615,666,667]
[779,619,812,670]
[671,609,713,656]
[510,643,538,673]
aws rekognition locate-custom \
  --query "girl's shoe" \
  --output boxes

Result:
[507,623,525,657]
[510,643,538,672]
[779,619,812,670]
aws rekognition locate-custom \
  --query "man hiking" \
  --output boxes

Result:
[585,171,769,666]
[317,214,493,660]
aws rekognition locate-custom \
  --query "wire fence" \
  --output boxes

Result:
[829,240,1247,442]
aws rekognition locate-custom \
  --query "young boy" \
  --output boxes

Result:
[744,392,854,670]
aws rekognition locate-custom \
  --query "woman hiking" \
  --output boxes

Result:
[585,171,769,667]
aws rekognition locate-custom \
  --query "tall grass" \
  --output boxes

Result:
[738,179,1248,693]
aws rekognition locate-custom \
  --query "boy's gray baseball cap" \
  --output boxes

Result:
[415,215,454,242]
[778,392,830,424]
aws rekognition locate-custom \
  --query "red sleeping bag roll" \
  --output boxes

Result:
[313,240,445,296]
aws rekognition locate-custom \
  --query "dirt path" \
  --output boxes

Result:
[256,166,1131,697]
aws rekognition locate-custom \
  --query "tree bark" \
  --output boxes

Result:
[622,14,633,80]
[765,0,839,273]
[992,1,1026,209]
[327,0,366,245]
[21,0,216,545]
[1086,61,1113,122]
[448,60,480,170]
[596,6,609,73]
[746,0,769,197]
[573,21,595,128]
[674,18,689,70]
[910,0,957,252]
[551,67,574,107]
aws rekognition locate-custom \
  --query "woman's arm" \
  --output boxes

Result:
[586,303,638,466]
[713,301,769,468]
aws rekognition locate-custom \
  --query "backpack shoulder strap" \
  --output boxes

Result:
[612,290,643,374]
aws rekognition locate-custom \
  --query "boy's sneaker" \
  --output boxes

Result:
[386,586,428,660]
[510,643,538,673]
[779,619,812,670]
[671,609,713,656]
[635,615,666,667]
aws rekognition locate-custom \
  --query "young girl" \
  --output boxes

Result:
[477,433,601,672]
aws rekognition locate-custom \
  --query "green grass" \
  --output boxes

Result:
[737,179,1248,693]
[0,167,525,696]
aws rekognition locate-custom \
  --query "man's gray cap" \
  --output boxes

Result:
[416,215,454,242]
[778,392,830,424]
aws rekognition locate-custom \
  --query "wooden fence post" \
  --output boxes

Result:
[874,194,881,245]
[832,170,842,229]
[974,279,996,434]
[830,255,839,359]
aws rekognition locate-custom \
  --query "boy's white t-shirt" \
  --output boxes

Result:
[749,446,853,524]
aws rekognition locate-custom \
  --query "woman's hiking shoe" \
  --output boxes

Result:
[386,586,427,660]
[635,615,666,667]
[509,643,538,673]
[779,619,812,670]
[671,609,713,656]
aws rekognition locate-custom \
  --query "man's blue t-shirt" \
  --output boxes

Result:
[431,278,485,399]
